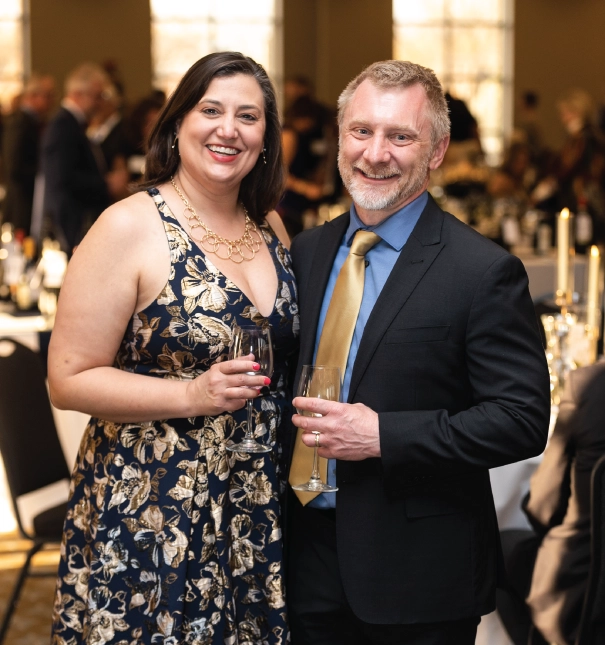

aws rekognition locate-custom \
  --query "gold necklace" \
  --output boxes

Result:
[170,177,262,264]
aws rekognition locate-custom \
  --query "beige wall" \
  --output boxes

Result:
[515,0,605,150]
[284,0,392,108]
[30,0,152,105]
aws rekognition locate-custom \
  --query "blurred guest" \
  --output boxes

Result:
[487,142,533,202]
[40,63,116,252]
[124,93,165,182]
[88,83,130,200]
[533,89,605,227]
[442,91,483,168]
[279,95,329,236]
[514,91,547,167]
[284,74,315,112]
[497,361,605,645]
[2,73,55,234]
[446,91,479,143]
[102,58,125,101]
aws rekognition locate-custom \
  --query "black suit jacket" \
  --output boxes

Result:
[289,195,551,624]
[524,362,605,645]
[2,108,41,232]
[41,107,109,251]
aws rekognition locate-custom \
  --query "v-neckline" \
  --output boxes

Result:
[155,189,281,319]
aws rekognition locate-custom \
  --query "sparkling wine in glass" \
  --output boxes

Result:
[291,365,340,493]
[227,324,273,454]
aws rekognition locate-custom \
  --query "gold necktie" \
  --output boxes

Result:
[290,229,381,504]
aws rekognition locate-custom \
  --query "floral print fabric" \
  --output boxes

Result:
[51,188,298,645]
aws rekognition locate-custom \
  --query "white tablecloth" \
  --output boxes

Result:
[514,249,587,302]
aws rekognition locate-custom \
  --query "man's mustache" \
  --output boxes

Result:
[351,163,402,180]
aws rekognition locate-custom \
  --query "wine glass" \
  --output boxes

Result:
[291,365,340,493]
[227,324,274,454]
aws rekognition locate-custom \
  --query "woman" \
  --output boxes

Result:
[278,95,327,237]
[49,52,298,645]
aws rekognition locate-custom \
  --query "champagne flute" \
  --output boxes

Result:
[227,324,273,454]
[291,365,340,493]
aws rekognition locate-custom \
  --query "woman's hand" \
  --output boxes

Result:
[186,354,270,416]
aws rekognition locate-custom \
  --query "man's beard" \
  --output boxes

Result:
[338,150,431,212]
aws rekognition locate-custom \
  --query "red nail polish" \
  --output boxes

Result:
[264,377,271,385]
[252,363,260,371]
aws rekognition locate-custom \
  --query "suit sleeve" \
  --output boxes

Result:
[3,117,37,181]
[43,119,108,202]
[380,253,550,482]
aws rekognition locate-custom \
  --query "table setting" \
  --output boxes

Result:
[477,208,604,645]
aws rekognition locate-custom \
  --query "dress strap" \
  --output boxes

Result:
[147,187,175,224]
[146,187,193,265]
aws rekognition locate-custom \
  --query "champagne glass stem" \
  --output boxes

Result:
[245,398,255,441]
[310,432,321,483]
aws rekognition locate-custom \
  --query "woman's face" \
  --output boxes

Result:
[177,73,266,192]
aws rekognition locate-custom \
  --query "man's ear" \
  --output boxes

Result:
[429,136,450,171]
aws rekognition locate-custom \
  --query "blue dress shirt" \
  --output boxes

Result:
[309,190,428,508]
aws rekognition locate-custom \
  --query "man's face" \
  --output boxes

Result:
[74,80,106,120]
[33,77,56,118]
[338,80,448,224]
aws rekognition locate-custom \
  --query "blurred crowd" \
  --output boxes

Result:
[435,87,605,254]
[2,63,605,258]
[0,60,166,254]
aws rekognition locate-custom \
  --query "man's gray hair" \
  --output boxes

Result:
[337,60,450,149]
[64,62,108,96]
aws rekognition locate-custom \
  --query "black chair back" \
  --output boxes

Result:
[576,454,605,645]
[0,338,70,522]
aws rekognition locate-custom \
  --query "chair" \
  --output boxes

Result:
[0,337,70,643]
[575,454,605,645]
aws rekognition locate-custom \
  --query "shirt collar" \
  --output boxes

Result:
[346,190,429,251]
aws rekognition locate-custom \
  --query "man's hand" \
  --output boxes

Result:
[292,398,380,460]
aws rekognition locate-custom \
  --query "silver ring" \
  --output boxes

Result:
[313,431,321,448]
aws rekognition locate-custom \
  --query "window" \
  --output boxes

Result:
[393,0,514,165]
[0,0,27,113]
[150,0,283,99]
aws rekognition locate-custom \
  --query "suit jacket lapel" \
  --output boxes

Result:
[348,197,446,401]
[299,214,350,366]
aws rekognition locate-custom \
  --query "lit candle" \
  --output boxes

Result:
[556,208,573,306]
[586,245,601,335]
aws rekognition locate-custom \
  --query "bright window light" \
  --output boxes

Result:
[150,0,283,101]
[0,0,25,113]
[394,0,514,165]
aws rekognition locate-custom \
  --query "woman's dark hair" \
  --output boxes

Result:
[141,52,285,223]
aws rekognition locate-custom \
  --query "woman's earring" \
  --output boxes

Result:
[172,134,179,150]
[262,147,267,165]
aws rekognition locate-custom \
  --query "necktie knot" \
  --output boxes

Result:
[350,230,381,257]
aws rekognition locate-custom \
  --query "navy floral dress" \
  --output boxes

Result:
[51,188,299,645]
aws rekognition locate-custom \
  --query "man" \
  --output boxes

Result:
[497,361,605,645]
[40,63,112,252]
[287,60,551,645]
[87,82,130,201]
[2,74,55,233]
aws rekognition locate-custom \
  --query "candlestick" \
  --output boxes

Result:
[586,245,601,336]
[556,208,574,308]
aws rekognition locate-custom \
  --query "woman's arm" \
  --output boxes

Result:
[48,194,267,423]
